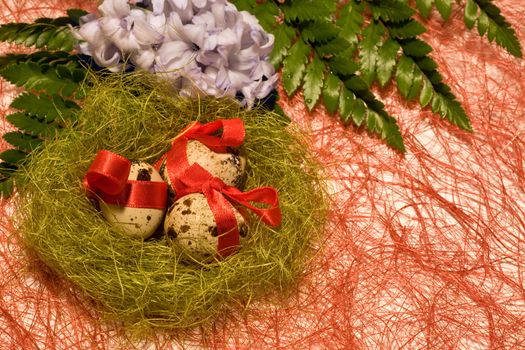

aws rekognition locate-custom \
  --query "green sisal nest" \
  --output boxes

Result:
[15,73,327,330]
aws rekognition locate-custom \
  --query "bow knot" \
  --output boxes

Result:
[84,150,167,209]
[175,163,282,258]
[170,118,245,152]
[157,118,246,201]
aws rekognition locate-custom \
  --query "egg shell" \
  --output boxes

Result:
[164,193,248,262]
[159,140,247,200]
[100,161,166,239]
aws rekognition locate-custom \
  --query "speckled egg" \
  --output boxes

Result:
[100,161,166,239]
[160,140,247,199]
[164,193,249,262]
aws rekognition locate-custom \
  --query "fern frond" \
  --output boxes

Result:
[466,0,522,57]
[0,9,86,51]
[0,61,82,97]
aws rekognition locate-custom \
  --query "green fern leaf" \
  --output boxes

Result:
[472,0,522,58]
[337,1,365,44]
[302,21,339,43]
[66,9,89,26]
[250,1,279,31]
[388,20,426,39]
[368,0,415,23]
[0,12,82,51]
[6,113,60,137]
[316,37,352,57]
[340,74,405,151]
[0,61,79,97]
[339,86,367,127]
[11,93,79,123]
[326,47,359,76]
[0,149,27,164]
[322,73,341,114]
[396,55,423,100]
[0,176,14,198]
[358,22,384,86]
[398,38,432,57]
[282,39,310,95]
[0,51,81,69]
[3,132,43,152]
[0,22,77,51]
[399,51,472,130]
[281,0,336,23]
[270,25,296,67]
[464,0,478,29]
[303,54,325,111]
[435,0,452,21]
[376,39,400,87]
[416,0,433,18]
[419,78,434,107]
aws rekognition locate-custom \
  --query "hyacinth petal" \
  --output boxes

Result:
[184,24,205,48]
[151,0,165,14]
[79,13,98,26]
[93,43,121,68]
[230,46,258,71]
[211,2,226,28]
[192,11,215,28]
[193,0,208,8]
[258,33,274,56]
[172,0,188,9]
[99,17,121,38]
[99,0,130,18]
[130,9,147,21]
[197,50,223,66]
[132,18,164,45]
[76,0,277,108]
[166,12,185,41]
[132,49,156,69]
[78,42,92,56]
[146,12,167,35]
[156,41,195,70]
[77,20,102,43]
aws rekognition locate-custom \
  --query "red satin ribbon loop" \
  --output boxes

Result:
[85,150,130,196]
[183,119,245,150]
[157,119,246,200]
[85,151,167,210]
[177,164,282,258]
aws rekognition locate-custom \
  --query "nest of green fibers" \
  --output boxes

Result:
[15,73,328,331]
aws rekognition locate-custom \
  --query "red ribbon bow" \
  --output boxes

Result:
[84,150,167,209]
[177,164,282,258]
[156,118,245,200]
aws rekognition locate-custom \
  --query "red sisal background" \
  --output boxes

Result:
[1,1,524,349]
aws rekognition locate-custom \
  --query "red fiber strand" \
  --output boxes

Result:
[1,1,525,349]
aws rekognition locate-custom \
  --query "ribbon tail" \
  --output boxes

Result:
[224,187,282,227]
[205,188,240,258]
[190,119,245,149]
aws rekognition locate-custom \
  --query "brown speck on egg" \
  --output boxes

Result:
[167,227,178,238]
[181,209,192,215]
[136,168,152,181]
[146,215,151,221]
[180,225,190,233]
[183,198,192,206]
[239,225,248,238]
[209,226,218,237]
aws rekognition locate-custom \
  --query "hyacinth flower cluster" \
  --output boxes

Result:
[73,0,277,108]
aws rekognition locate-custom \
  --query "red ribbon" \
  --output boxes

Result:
[177,164,282,258]
[155,119,245,200]
[84,150,167,209]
